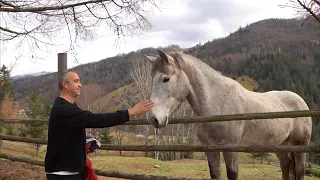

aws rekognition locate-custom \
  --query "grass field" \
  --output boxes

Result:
[1,154,319,180]
[1,140,319,179]
[89,155,319,180]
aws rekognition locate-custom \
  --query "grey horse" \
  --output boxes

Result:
[143,50,312,180]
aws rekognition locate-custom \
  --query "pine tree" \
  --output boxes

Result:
[99,128,114,144]
[21,89,51,155]
[5,125,15,136]
[0,65,14,103]
[0,65,15,146]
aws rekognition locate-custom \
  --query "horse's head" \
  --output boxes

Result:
[143,50,190,128]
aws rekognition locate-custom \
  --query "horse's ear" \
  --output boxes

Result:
[156,50,171,64]
[143,55,157,63]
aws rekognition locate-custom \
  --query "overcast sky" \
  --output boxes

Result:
[1,0,297,76]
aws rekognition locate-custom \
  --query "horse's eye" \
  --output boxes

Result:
[163,77,170,82]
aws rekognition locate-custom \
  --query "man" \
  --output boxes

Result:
[45,71,154,180]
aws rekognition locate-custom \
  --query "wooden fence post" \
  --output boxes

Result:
[57,53,67,94]
[58,53,67,75]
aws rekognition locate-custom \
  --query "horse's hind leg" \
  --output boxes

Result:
[294,152,307,180]
[223,152,238,180]
[276,153,290,180]
[205,152,221,180]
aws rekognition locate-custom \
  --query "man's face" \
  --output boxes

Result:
[64,72,82,97]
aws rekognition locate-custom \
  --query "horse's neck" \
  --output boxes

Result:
[181,55,240,115]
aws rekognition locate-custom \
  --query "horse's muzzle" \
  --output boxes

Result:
[151,116,168,128]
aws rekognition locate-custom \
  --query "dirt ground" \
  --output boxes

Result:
[0,159,125,180]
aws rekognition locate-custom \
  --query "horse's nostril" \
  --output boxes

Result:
[152,117,158,124]
[152,117,160,128]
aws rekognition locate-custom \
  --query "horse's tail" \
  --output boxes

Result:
[289,152,296,180]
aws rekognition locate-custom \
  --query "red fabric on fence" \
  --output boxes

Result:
[84,142,98,180]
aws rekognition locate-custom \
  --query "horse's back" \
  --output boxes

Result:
[264,90,309,111]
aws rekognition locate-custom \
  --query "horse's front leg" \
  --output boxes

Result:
[205,152,221,180]
[223,152,238,180]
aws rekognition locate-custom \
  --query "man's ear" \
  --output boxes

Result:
[62,81,68,88]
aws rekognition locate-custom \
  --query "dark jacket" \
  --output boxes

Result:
[44,97,129,173]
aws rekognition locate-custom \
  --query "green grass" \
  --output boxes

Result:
[88,155,319,180]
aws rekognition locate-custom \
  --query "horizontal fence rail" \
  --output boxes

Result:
[1,135,319,153]
[1,110,320,125]
[0,135,47,144]
[0,153,202,180]
[98,145,320,153]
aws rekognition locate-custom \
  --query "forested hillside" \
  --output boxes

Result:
[12,18,320,136]
[13,18,319,106]
[185,18,320,109]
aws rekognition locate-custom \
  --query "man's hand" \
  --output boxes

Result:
[128,100,154,117]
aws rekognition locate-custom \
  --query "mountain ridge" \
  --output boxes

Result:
[12,71,52,81]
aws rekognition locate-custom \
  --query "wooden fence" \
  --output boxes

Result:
[1,109,320,125]
[1,134,320,153]
[1,110,320,179]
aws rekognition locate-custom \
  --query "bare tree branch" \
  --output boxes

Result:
[0,0,164,61]
[0,26,23,35]
[1,0,114,12]
[297,0,320,23]
[0,0,17,8]
[280,0,320,24]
